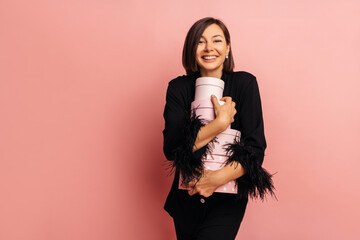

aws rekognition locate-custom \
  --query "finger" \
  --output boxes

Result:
[188,188,197,196]
[187,180,196,188]
[199,190,213,198]
[211,95,221,109]
[224,97,232,104]
[220,96,232,102]
[201,193,212,198]
[203,169,211,174]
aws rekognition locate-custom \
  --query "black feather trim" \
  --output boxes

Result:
[225,135,276,200]
[171,108,216,186]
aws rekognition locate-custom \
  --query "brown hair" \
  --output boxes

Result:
[182,17,234,75]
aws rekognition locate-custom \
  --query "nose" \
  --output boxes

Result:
[204,41,214,52]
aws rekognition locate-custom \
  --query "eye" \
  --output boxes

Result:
[214,39,222,43]
[198,40,205,44]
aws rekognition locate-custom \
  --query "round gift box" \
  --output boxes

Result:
[212,128,241,155]
[191,99,226,122]
[194,77,224,101]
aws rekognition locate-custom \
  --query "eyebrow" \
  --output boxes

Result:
[200,34,224,39]
[212,34,224,38]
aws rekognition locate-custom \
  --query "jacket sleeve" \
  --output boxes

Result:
[162,80,214,185]
[225,77,275,200]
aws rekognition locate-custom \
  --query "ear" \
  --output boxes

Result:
[226,43,230,56]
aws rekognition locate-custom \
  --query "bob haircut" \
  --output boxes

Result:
[182,17,234,75]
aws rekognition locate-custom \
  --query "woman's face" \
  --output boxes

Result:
[195,24,230,77]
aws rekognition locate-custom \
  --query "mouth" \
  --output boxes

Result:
[202,55,217,60]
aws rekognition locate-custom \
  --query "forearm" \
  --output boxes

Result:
[216,162,246,185]
[192,118,227,152]
[186,162,246,197]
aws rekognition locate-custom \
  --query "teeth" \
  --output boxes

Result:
[203,56,216,60]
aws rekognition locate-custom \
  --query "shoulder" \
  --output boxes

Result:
[228,71,257,84]
[165,74,197,106]
[166,74,196,94]
[168,74,196,87]
[168,74,189,86]
[225,71,259,92]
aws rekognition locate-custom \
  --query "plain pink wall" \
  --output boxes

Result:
[1,0,359,239]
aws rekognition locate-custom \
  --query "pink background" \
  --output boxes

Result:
[1,0,359,239]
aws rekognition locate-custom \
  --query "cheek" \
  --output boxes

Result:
[195,51,202,62]
[196,46,202,56]
[195,50,200,58]
[218,45,227,53]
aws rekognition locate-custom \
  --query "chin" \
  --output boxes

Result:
[201,65,222,72]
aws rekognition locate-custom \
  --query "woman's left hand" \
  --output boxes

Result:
[184,170,224,198]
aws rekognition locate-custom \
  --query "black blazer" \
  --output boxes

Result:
[162,71,274,219]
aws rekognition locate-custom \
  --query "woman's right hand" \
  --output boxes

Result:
[211,95,237,130]
[191,95,236,152]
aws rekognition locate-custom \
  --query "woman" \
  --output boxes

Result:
[163,17,275,240]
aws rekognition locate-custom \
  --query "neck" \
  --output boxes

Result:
[200,68,223,79]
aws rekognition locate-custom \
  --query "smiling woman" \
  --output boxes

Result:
[163,17,275,240]
[195,24,230,78]
[182,18,234,77]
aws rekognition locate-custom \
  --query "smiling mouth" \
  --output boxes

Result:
[202,56,217,60]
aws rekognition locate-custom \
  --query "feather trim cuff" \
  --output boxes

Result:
[172,109,215,185]
[225,135,276,200]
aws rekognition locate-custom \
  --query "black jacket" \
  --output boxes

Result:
[162,71,274,218]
